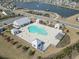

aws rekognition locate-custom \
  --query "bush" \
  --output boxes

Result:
[16,44,22,48]
[76,32,79,35]
[29,50,35,56]
[63,47,72,56]
[37,56,42,59]
[0,56,8,59]
[12,41,18,45]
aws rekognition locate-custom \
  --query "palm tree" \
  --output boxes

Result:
[12,41,18,45]
[29,50,35,56]
[16,44,22,48]
[10,38,14,44]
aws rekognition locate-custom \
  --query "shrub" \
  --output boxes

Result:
[16,44,22,48]
[12,41,18,45]
[29,50,35,56]
[22,46,30,51]
[37,56,42,59]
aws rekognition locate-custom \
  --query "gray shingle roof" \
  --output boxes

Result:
[55,33,64,40]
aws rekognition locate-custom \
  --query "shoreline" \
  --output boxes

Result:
[60,5,79,11]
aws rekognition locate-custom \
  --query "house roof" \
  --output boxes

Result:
[11,28,19,32]
[55,23,63,27]
[32,39,44,46]
[2,10,14,16]
[13,17,31,26]
[55,32,65,40]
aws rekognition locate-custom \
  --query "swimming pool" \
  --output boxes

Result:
[28,25,48,35]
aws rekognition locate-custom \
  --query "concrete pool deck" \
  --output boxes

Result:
[17,23,65,51]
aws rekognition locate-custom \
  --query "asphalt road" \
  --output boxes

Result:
[57,20,79,30]
[0,16,23,26]
[0,12,79,30]
[53,13,79,30]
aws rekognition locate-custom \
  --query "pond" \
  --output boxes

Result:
[15,2,79,17]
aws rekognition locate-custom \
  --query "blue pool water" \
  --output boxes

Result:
[28,25,48,35]
[15,2,79,17]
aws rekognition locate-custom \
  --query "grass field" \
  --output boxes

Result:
[62,14,79,25]
[0,31,43,59]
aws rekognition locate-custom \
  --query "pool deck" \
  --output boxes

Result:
[17,23,65,51]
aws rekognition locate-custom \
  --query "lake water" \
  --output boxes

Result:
[15,2,79,17]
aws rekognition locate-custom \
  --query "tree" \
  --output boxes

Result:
[22,46,30,52]
[12,41,18,45]
[66,29,69,33]
[16,44,22,48]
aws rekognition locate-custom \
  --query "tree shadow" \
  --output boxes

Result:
[56,34,71,48]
